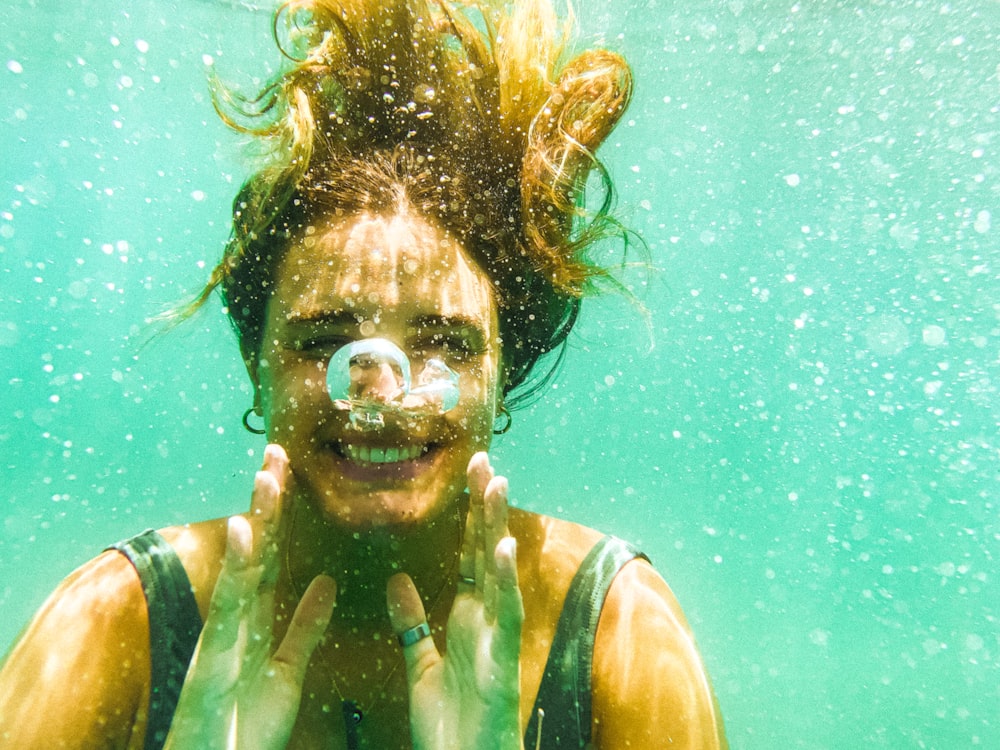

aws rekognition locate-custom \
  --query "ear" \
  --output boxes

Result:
[241,343,262,404]
[494,359,510,412]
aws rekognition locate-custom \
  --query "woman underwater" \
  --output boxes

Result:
[0,1,727,748]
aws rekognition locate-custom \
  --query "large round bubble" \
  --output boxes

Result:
[326,337,461,431]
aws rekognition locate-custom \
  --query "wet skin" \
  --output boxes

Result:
[253,210,503,532]
[0,211,728,750]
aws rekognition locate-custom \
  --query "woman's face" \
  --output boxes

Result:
[253,210,502,531]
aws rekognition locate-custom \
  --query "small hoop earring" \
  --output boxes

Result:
[242,406,266,435]
[492,405,512,435]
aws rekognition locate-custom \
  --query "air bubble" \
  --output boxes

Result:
[327,339,460,432]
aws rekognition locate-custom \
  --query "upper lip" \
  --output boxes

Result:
[322,413,450,447]
[324,430,440,458]
[339,443,430,463]
[333,436,433,451]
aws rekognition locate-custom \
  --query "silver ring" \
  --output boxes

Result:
[457,574,476,587]
[397,621,431,648]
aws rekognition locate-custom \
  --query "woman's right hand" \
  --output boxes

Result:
[163,444,336,750]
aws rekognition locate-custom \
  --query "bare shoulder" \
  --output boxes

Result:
[508,509,727,749]
[507,509,607,725]
[0,548,151,748]
[508,507,605,590]
[158,516,230,619]
[591,555,728,749]
[0,519,230,748]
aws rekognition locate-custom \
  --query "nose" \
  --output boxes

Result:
[328,338,459,432]
[360,362,402,404]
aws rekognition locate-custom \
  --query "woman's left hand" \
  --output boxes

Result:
[387,452,525,750]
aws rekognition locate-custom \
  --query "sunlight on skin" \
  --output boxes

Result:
[0,552,149,746]
[256,211,502,532]
[386,453,524,750]
[0,202,727,745]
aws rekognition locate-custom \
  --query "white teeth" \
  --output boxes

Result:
[342,444,425,465]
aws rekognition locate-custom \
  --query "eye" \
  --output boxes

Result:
[412,332,480,361]
[290,335,352,358]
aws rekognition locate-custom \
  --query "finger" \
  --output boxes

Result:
[483,475,509,568]
[466,452,493,591]
[482,475,509,622]
[198,516,260,660]
[248,445,290,592]
[458,453,485,585]
[492,536,523,666]
[458,502,476,589]
[467,451,492,500]
[239,471,281,647]
[386,573,440,685]
[272,574,336,683]
[250,444,289,554]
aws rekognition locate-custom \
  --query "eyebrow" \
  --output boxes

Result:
[283,311,489,347]
[408,314,484,331]
[284,309,360,328]
[407,315,489,349]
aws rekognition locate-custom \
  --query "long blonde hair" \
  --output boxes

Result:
[195,0,633,402]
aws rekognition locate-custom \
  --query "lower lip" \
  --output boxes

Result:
[328,444,438,483]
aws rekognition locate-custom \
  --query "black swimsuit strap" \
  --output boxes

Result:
[108,529,203,750]
[524,535,648,748]
[108,529,642,750]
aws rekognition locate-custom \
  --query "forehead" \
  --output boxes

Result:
[272,211,495,324]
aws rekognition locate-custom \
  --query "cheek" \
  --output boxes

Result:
[301,360,331,395]
[259,356,330,418]
[456,355,501,419]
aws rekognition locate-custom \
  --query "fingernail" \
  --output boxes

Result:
[496,535,516,558]
[495,536,517,574]
[264,443,287,468]
[227,515,252,563]
[253,471,278,520]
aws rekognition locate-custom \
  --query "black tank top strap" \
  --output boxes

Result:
[107,529,203,750]
[523,535,648,748]
[107,529,641,749]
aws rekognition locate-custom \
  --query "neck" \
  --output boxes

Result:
[284,487,466,624]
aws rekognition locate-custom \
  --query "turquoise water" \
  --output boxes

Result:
[2,1,997,747]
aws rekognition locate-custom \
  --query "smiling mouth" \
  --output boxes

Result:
[340,443,430,466]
